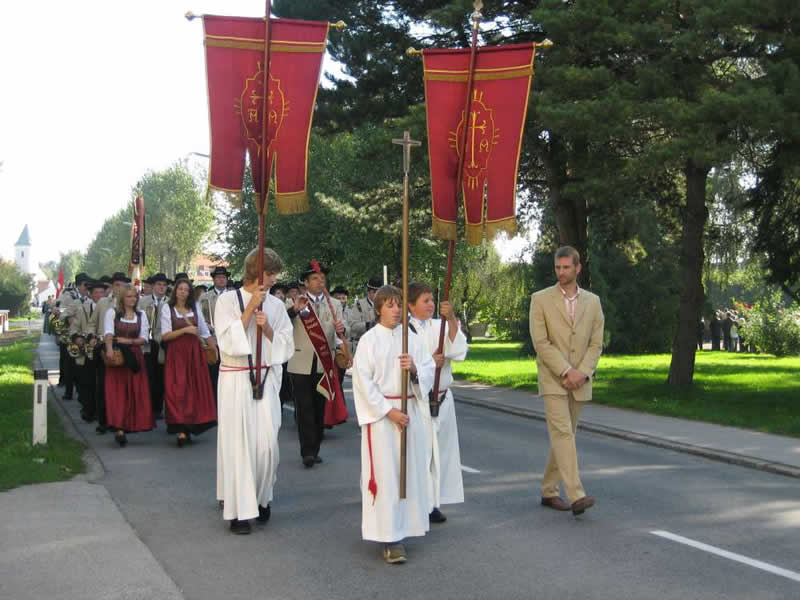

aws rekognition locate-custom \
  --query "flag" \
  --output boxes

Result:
[203,15,329,214]
[422,43,537,245]
[129,192,145,288]
[56,267,64,298]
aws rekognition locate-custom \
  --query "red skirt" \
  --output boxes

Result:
[105,346,153,433]
[164,333,217,434]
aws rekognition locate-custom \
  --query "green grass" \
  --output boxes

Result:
[453,339,800,438]
[0,335,85,491]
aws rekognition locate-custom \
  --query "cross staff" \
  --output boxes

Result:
[392,130,421,499]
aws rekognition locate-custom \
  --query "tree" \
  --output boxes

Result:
[0,260,33,316]
[83,163,215,279]
[40,250,84,285]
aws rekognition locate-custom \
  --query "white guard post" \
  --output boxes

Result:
[33,368,48,445]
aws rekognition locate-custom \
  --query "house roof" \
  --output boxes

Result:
[15,225,31,246]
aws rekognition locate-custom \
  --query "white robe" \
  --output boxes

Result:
[352,323,435,543]
[411,317,468,506]
[214,290,294,521]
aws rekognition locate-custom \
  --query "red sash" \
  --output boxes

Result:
[299,307,348,426]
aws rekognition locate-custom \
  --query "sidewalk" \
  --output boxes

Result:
[452,380,800,478]
[0,335,184,600]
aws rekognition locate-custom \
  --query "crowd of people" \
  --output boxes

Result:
[43,245,602,565]
[697,309,752,352]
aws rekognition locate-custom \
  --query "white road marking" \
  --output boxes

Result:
[460,465,481,473]
[650,530,800,583]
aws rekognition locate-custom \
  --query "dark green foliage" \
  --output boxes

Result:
[0,261,33,317]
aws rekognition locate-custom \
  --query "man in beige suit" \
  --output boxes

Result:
[199,266,231,401]
[138,273,170,418]
[529,246,604,516]
[287,261,347,468]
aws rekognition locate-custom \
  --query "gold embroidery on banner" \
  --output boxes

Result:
[205,38,325,53]
[424,68,532,82]
[235,61,289,159]
[449,89,499,191]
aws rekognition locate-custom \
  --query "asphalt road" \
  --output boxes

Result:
[66,379,800,600]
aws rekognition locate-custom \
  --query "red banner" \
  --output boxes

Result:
[203,15,328,214]
[56,267,64,298]
[422,43,537,245]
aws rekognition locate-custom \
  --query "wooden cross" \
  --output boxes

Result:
[392,130,421,175]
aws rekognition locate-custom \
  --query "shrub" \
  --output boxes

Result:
[738,292,800,356]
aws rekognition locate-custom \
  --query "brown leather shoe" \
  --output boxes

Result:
[571,495,595,515]
[541,496,570,511]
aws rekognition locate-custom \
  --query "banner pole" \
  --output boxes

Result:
[429,2,482,417]
[254,0,273,400]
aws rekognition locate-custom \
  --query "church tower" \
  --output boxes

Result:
[14,225,34,275]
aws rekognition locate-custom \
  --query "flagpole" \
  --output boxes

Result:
[429,1,482,417]
[392,131,422,500]
[254,0,273,400]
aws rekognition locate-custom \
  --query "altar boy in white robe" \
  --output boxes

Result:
[352,285,436,564]
[214,247,295,535]
[407,282,468,524]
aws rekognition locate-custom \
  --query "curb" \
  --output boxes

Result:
[35,346,106,483]
[453,394,800,480]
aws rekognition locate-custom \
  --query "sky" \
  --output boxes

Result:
[0,1,532,271]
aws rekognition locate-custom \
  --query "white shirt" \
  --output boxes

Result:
[160,303,211,338]
[104,309,149,339]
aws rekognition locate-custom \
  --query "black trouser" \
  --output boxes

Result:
[75,359,97,418]
[291,372,326,459]
[146,341,165,417]
[711,334,720,350]
[279,362,293,406]
[60,344,75,398]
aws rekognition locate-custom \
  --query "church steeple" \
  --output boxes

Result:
[15,224,32,247]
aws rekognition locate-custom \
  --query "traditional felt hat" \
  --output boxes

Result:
[87,280,108,291]
[194,284,208,291]
[366,274,383,290]
[174,272,193,284]
[210,266,231,278]
[142,276,154,285]
[74,272,91,285]
[99,275,112,284]
[287,281,299,290]
[299,259,330,281]
[332,285,349,296]
[271,281,289,293]
[110,272,131,283]
[150,272,170,284]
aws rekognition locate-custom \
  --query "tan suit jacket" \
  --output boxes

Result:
[529,284,604,401]
[138,294,168,361]
[94,295,117,338]
[69,301,97,337]
[198,288,225,336]
[287,295,344,375]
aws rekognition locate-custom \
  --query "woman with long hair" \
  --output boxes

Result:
[160,277,217,447]
[103,284,153,447]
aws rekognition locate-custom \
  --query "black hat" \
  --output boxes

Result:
[74,272,91,285]
[270,282,289,294]
[210,266,231,278]
[174,272,193,284]
[233,280,243,289]
[150,272,170,284]
[99,275,112,285]
[142,276,154,285]
[87,280,108,291]
[300,259,330,281]
[287,281,299,290]
[194,284,208,291]
[110,272,131,283]
[366,274,383,290]
[332,285,349,296]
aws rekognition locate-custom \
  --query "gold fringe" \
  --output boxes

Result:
[485,217,517,241]
[276,191,309,215]
[432,217,457,241]
[465,223,485,246]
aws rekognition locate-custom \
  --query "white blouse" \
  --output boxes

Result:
[103,310,149,339]
[160,303,211,338]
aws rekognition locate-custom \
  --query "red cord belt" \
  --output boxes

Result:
[367,394,403,504]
